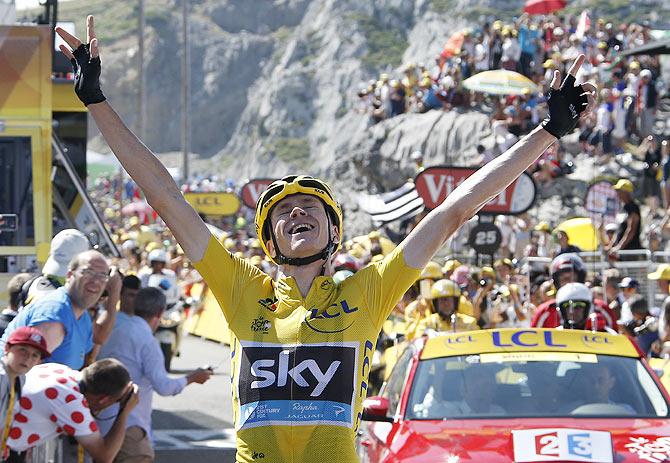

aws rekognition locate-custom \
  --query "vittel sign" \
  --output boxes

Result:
[415,166,537,214]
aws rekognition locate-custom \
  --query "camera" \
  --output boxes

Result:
[624,317,658,337]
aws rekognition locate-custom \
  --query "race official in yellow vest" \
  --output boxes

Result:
[412,280,479,338]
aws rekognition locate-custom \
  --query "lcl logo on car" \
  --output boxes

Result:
[237,342,357,429]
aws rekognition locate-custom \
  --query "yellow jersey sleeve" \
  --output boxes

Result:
[352,246,421,329]
[192,235,270,323]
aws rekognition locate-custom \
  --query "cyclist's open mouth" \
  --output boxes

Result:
[288,223,315,236]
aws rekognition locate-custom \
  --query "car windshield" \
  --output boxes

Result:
[407,352,669,419]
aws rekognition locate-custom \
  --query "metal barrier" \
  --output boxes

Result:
[446,248,666,311]
[614,250,654,310]
[520,250,657,311]
[26,438,62,463]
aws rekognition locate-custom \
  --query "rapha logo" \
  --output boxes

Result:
[251,316,271,334]
[258,297,278,312]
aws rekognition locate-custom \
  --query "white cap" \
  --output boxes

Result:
[556,282,592,306]
[410,150,423,162]
[640,69,652,79]
[147,249,168,263]
[42,229,90,277]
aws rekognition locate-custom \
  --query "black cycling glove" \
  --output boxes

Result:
[70,43,106,106]
[541,74,589,139]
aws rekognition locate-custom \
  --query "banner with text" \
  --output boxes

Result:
[415,166,536,215]
[184,192,241,216]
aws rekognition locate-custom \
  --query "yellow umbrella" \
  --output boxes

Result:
[555,217,600,252]
[463,70,540,96]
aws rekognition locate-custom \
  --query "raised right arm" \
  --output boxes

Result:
[56,16,210,262]
[87,103,210,261]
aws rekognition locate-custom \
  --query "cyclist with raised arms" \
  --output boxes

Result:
[56,16,595,463]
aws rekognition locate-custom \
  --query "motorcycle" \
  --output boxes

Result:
[155,299,187,372]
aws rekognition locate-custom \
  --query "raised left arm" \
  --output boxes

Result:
[400,55,595,269]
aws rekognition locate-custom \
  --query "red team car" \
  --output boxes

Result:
[359,328,670,463]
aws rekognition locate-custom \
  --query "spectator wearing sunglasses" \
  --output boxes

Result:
[0,250,121,370]
[15,229,90,310]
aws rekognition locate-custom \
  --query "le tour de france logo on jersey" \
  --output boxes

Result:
[237,341,358,430]
[303,300,359,334]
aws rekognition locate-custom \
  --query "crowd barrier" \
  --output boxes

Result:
[183,282,230,345]
[522,249,661,310]
[25,438,62,463]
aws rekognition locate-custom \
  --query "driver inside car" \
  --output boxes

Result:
[568,363,636,414]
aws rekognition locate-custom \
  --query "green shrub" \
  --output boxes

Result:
[350,14,407,72]
[430,0,456,13]
[272,137,311,164]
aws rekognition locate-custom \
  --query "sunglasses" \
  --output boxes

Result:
[78,268,110,282]
[558,301,590,311]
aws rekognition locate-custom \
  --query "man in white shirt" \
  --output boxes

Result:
[97,287,211,462]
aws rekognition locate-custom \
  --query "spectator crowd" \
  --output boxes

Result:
[357,12,667,188]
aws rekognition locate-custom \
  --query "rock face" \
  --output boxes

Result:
[63,0,667,236]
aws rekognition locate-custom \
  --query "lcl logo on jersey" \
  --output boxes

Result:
[303,300,359,333]
[238,342,357,429]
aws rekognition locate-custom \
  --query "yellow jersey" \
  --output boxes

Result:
[194,236,420,463]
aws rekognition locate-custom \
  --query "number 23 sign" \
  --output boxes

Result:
[513,428,613,462]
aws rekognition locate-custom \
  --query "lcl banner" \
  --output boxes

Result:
[415,166,536,215]
[240,179,274,209]
[184,192,241,216]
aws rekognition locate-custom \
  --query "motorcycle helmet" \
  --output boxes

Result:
[550,253,586,289]
[555,282,592,330]
[429,279,461,318]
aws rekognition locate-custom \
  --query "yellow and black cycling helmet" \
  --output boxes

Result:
[254,175,343,265]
